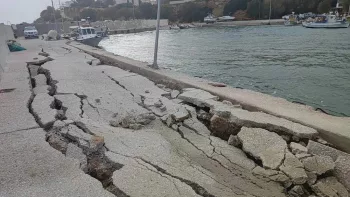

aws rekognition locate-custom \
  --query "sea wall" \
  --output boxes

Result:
[0,24,14,80]
[15,19,168,37]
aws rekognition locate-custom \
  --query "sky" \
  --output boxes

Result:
[0,0,68,24]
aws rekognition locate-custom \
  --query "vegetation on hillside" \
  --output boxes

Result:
[34,0,343,23]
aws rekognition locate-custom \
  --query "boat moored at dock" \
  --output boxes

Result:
[302,14,349,28]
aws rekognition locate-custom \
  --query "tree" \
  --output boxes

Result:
[139,3,157,19]
[71,0,95,8]
[80,8,98,21]
[177,2,210,22]
[318,0,332,13]
[341,0,350,12]
[223,0,247,16]
[247,0,263,19]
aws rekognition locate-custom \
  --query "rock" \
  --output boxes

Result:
[290,142,308,154]
[307,140,350,161]
[222,100,233,106]
[279,151,308,185]
[292,136,300,142]
[171,107,190,122]
[171,98,184,104]
[33,85,53,95]
[312,177,349,197]
[302,155,335,175]
[120,115,136,128]
[237,127,287,169]
[66,143,87,172]
[212,108,231,119]
[89,136,105,152]
[334,155,350,191]
[109,120,119,127]
[306,171,317,186]
[210,114,239,139]
[288,185,305,197]
[178,88,219,107]
[28,65,40,76]
[32,93,57,128]
[171,90,180,99]
[228,135,241,147]
[252,166,290,184]
[208,82,226,87]
[34,74,47,86]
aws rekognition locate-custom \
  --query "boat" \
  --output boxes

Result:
[302,14,349,28]
[217,16,235,22]
[204,14,217,24]
[284,12,300,26]
[70,25,103,47]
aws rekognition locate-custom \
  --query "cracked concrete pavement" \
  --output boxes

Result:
[2,39,349,197]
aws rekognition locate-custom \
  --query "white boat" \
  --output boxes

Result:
[70,25,103,47]
[302,15,349,28]
[217,16,235,22]
[204,14,217,24]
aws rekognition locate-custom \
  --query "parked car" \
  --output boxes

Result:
[24,26,39,39]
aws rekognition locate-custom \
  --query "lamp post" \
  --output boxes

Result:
[151,0,161,69]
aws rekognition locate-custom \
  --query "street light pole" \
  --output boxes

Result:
[151,0,161,69]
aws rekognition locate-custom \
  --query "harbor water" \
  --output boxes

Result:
[99,25,350,117]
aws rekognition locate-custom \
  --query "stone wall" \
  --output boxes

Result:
[0,24,14,80]
[15,19,168,37]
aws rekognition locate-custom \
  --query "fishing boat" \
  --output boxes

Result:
[302,14,349,28]
[204,14,217,24]
[69,25,104,47]
[217,16,235,22]
[284,12,300,26]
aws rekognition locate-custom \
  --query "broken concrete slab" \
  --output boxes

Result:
[171,107,190,122]
[28,65,40,76]
[33,74,47,87]
[279,151,307,185]
[66,143,88,172]
[26,56,53,65]
[171,90,180,99]
[290,142,308,155]
[334,155,350,191]
[54,94,82,121]
[210,114,240,139]
[237,127,287,169]
[211,102,318,139]
[33,85,53,95]
[65,124,92,144]
[312,177,349,197]
[252,166,290,184]
[0,128,115,197]
[31,93,57,128]
[183,117,211,136]
[178,88,219,107]
[301,155,335,175]
[307,140,350,161]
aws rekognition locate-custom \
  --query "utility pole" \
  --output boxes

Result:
[151,0,161,69]
[51,0,58,31]
[268,0,272,24]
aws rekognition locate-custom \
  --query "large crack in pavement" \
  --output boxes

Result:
[25,56,130,197]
